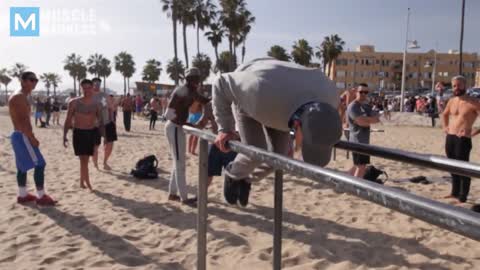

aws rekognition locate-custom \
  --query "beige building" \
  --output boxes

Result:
[476,68,480,87]
[330,45,479,91]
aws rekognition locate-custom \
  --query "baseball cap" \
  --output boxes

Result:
[185,67,200,78]
[300,102,342,167]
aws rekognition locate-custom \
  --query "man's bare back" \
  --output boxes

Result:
[9,92,38,147]
[443,96,480,137]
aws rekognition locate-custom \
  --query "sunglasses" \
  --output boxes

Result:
[359,91,369,95]
[27,78,38,83]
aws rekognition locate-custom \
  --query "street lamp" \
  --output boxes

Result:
[400,8,420,112]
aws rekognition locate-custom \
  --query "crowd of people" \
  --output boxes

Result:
[6,59,479,210]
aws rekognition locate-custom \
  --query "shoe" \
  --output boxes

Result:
[36,195,57,206]
[224,175,239,205]
[17,193,37,204]
[168,194,181,202]
[182,197,197,207]
[238,179,251,207]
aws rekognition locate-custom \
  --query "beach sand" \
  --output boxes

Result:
[0,107,479,270]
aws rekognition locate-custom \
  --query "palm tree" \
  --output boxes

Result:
[0,69,12,103]
[316,34,345,77]
[114,52,136,95]
[192,53,212,82]
[215,51,233,73]
[193,0,217,55]
[161,0,181,85]
[39,73,52,96]
[238,9,255,63]
[291,39,313,67]
[87,53,105,77]
[50,73,61,97]
[142,59,162,83]
[64,53,84,96]
[98,58,112,92]
[205,21,224,64]
[77,63,87,93]
[178,0,196,68]
[166,58,185,83]
[219,0,249,71]
[267,45,290,62]
[9,63,28,80]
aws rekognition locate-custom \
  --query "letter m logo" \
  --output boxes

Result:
[10,7,40,37]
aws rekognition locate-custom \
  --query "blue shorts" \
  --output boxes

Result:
[35,112,43,119]
[188,112,202,124]
[136,105,142,113]
[11,131,46,173]
[208,144,237,177]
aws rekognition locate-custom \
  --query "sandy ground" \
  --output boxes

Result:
[0,107,479,270]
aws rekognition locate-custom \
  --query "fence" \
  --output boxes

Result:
[182,126,480,270]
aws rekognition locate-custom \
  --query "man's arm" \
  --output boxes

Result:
[63,100,75,147]
[212,76,235,133]
[441,99,452,133]
[164,92,180,121]
[348,104,379,127]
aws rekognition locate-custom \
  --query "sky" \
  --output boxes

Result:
[1,0,479,93]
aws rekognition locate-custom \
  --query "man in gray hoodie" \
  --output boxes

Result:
[213,58,342,207]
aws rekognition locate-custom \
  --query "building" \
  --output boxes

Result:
[135,82,176,97]
[476,68,480,87]
[330,45,479,91]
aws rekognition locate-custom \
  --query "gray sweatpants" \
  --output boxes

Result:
[225,109,290,182]
[165,121,188,200]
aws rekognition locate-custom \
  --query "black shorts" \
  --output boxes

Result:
[353,152,370,165]
[150,110,158,120]
[104,122,118,143]
[208,144,237,177]
[73,128,96,156]
[94,127,102,146]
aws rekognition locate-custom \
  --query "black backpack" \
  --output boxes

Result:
[130,155,159,179]
[363,165,388,184]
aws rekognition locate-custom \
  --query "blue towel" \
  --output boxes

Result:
[11,131,46,173]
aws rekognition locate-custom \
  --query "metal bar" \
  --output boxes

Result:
[273,170,283,270]
[197,139,209,270]
[335,140,480,179]
[183,126,480,241]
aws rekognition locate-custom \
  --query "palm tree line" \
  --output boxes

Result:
[268,34,346,75]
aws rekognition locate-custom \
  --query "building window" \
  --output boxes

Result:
[336,70,346,77]
[423,72,431,79]
[336,82,346,89]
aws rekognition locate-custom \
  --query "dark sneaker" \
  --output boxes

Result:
[168,194,181,202]
[237,179,251,207]
[224,175,239,205]
[182,197,197,207]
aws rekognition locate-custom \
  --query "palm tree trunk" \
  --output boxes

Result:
[103,76,106,92]
[173,17,179,85]
[4,85,7,104]
[183,23,189,68]
[123,76,127,96]
[53,86,56,97]
[127,77,130,94]
[229,38,233,71]
[197,25,200,56]
[214,46,219,64]
[47,87,50,97]
[242,41,246,63]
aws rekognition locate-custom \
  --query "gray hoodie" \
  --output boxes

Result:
[212,58,340,133]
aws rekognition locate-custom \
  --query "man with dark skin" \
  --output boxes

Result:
[121,93,135,131]
[164,68,209,206]
[441,75,480,204]
[63,79,102,191]
[9,71,56,205]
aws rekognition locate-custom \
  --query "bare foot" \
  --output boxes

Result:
[103,163,112,170]
[443,195,457,199]
[191,152,197,156]
[93,162,99,170]
[80,181,86,189]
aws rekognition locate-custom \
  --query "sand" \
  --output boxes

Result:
[0,106,479,270]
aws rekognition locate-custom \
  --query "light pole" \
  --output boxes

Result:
[459,0,466,75]
[425,46,438,96]
[400,8,420,112]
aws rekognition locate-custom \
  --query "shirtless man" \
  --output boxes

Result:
[121,93,134,131]
[340,87,357,139]
[149,95,160,130]
[63,79,102,191]
[8,71,57,205]
[165,67,210,206]
[441,75,480,203]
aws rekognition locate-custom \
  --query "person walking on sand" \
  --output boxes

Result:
[121,93,134,131]
[63,79,102,191]
[91,78,117,170]
[8,71,57,205]
[441,75,480,204]
[149,94,160,130]
[164,67,210,206]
